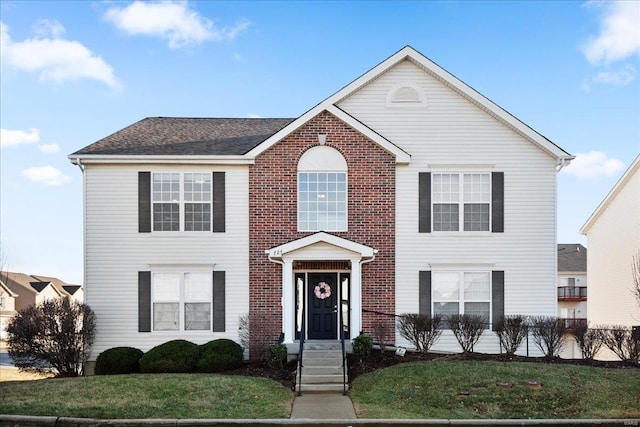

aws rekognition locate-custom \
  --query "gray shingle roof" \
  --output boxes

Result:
[72,117,295,156]
[557,244,587,272]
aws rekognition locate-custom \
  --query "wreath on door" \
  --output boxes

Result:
[314,282,332,300]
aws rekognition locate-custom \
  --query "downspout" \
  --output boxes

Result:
[75,158,85,172]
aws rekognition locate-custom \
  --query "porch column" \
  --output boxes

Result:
[282,259,294,344]
[350,257,362,339]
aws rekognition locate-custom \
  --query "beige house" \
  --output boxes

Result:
[0,281,19,340]
[581,154,640,358]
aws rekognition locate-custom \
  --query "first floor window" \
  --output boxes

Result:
[152,272,212,331]
[432,271,491,327]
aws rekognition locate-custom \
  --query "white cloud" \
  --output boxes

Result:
[247,113,262,118]
[582,1,640,65]
[0,128,40,148]
[21,165,71,186]
[103,1,250,49]
[1,21,120,89]
[562,151,626,179]
[38,142,60,154]
[581,64,636,91]
[33,19,65,38]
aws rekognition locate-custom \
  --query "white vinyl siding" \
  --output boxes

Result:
[83,164,249,360]
[339,59,558,356]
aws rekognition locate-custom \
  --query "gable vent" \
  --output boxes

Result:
[386,82,427,108]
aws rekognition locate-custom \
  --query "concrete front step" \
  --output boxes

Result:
[303,349,342,359]
[301,374,345,384]
[301,366,343,375]
[302,341,343,351]
[298,383,349,393]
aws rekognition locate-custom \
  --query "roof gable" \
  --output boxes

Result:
[581,154,640,234]
[249,46,572,162]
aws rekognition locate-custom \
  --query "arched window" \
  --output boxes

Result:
[297,145,348,232]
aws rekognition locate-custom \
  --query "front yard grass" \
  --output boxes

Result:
[0,373,293,419]
[350,360,640,419]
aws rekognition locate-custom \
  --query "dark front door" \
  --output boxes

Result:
[308,273,338,339]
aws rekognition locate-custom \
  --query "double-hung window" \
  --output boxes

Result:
[432,271,491,327]
[432,173,490,232]
[152,173,211,231]
[152,272,212,331]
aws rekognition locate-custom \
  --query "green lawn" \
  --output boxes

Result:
[0,374,293,419]
[350,361,640,419]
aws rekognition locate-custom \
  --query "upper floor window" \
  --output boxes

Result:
[153,173,211,232]
[297,146,348,232]
[432,172,490,232]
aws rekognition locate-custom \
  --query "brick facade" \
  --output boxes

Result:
[248,110,396,357]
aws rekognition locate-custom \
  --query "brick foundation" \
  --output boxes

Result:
[248,110,395,359]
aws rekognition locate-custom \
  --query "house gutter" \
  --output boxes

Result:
[555,156,573,172]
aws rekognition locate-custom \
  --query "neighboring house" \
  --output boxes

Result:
[0,280,19,341]
[69,46,573,366]
[0,272,76,311]
[557,243,587,359]
[581,155,640,356]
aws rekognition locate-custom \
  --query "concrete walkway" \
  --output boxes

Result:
[291,393,357,419]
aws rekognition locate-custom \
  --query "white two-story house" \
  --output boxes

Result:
[70,46,573,368]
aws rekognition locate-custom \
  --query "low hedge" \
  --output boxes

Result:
[95,347,144,375]
[197,339,244,372]
[139,340,200,373]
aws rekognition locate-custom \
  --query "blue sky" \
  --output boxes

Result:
[1,0,639,285]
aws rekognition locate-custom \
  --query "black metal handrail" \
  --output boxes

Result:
[340,304,347,395]
[296,304,306,396]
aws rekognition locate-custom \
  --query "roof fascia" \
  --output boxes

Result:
[69,155,254,165]
[581,154,640,234]
[0,280,19,297]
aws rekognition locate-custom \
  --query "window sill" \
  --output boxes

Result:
[428,231,493,237]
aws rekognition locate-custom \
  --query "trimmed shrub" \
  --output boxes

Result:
[602,325,640,363]
[448,314,486,354]
[352,333,373,360]
[530,316,568,359]
[95,347,144,375]
[265,344,287,369]
[494,315,528,357]
[139,340,199,373]
[572,323,605,361]
[197,339,244,373]
[397,313,443,353]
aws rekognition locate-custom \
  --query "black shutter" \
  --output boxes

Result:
[212,172,226,233]
[491,270,505,331]
[138,271,151,332]
[213,271,225,332]
[139,172,151,233]
[492,172,504,233]
[419,271,432,315]
[419,172,431,233]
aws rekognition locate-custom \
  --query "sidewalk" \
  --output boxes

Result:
[290,393,357,419]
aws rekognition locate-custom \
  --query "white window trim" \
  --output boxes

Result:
[151,269,213,332]
[151,171,212,234]
[431,171,492,233]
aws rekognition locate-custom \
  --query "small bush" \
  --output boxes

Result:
[139,340,199,373]
[265,344,287,369]
[494,315,528,357]
[95,347,144,375]
[372,320,392,352]
[448,314,486,354]
[197,339,244,373]
[7,297,96,377]
[397,313,443,353]
[352,333,373,360]
[572,324,605,361]
[602,325,640,363]
[530,316,568,359]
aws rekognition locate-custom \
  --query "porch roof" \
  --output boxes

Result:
[266,232,377,262]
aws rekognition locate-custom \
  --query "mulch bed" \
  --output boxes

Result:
[226,348,636,392]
